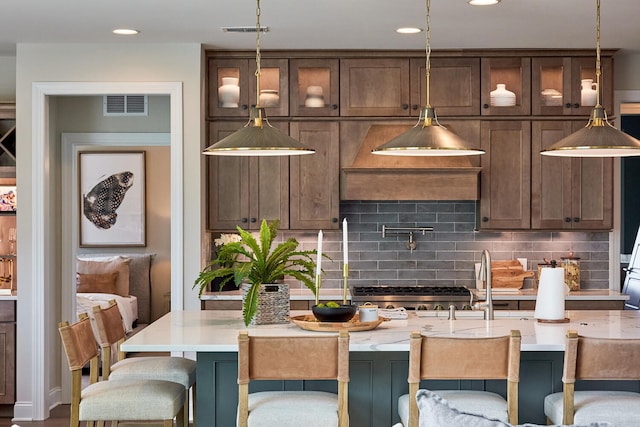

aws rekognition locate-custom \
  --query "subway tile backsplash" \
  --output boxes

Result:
[212,201,610,291]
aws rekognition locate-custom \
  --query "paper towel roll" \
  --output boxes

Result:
[534,267,566,321]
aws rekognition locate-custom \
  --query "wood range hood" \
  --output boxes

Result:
[341,123,481,201]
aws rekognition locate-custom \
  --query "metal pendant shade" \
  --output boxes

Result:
[202,0,314,157]
[372,107,484,156]
[203,107,314,156]
[540,0,640,157]
[372,0,484,157]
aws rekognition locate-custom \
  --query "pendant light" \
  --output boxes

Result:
[372,0,484,156]
[203,0,314,156]
[540,0,640,157]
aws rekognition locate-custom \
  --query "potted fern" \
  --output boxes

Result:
[194,219,320,326]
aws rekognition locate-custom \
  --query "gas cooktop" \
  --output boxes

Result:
[350,285,473,310]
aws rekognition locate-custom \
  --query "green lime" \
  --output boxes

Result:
[316,303,326,308]
[326,301,340,308]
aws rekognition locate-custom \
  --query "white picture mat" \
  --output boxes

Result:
[79,151,146,246]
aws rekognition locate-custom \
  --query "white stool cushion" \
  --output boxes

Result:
[243,390,338,427]
[416,389,613,427]
[545,390,640,427]
[80,378,185,421]
[399,389,508,426]
[108,356,196,388]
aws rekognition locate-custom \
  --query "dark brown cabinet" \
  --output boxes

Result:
[479,121,531,229]
[531,120,613,230]
[289,121,340,229]
[207,121,289,230]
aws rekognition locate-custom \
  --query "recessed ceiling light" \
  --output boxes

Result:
[468,0,501,5]
[112,29,140,36]
[396,27,423,34]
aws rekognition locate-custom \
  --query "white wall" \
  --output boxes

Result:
[614,52,640,91]
[0,55,16,101]
[14,43,204,420]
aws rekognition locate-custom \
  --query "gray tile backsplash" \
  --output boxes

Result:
[212,201,610,291]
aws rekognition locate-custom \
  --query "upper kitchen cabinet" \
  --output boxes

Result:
[340,58,411,117]
[532,56,614,116]
[207,121,289,231]
[207,57,289,118]
[410,57,481,116]
[479,121,531,229]
[290,58,339,117]
[289,121,340,229]
[481,57,531,116]
[531,120,612,230]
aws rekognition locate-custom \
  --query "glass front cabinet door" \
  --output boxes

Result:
[289,58,339,117]
[481,57,531,116]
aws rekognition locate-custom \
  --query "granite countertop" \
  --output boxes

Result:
[473,288,629,301]
[121,309,640,353]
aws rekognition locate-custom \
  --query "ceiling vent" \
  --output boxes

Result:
[103,95,148,116]
[222,26,269,33]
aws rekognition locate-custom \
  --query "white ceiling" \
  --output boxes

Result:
[0,0,638,56]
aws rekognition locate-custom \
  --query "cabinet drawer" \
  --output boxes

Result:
[0,300,15,322]
[492,300,519,310]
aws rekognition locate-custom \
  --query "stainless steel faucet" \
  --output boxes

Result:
[475,249,494,320]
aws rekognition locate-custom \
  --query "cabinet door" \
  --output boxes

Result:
[340,58,410,117]
[571,56,614,115]
[207,121,290,231]
[289,122,340,229]
[479,121,531,229]
[290,58,339,117]
[531,121,573,229]
[250,58,289,117]
[570,119,613,230]
[410,57,481,116]
[208,58,251,118]
[481,57,531,116]
[0,321,15,404]
[532,57,572,116]
[207,122,251,230]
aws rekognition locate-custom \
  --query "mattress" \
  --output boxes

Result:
[77,292,138,334]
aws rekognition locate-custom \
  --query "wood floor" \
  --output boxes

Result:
[0,405,71,427]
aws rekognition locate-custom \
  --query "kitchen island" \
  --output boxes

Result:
[122,310,640,426]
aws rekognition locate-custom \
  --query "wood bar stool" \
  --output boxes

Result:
[237,330,350,427]
[59,313,186,427]
[544,330,640,427]
[92,301,197,427]
[398,329,521,427]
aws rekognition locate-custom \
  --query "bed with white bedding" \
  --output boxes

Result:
[75,253,154,336]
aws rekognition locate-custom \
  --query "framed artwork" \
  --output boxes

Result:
[0,186,16,212]
[79,151,146,247]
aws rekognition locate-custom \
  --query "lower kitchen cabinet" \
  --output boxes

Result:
[531,120,613,230]
[289,121,340,229]
[479,121,531,229]
[517,299,624,310]
[0,300,15,405]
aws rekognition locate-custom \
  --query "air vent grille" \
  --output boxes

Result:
[222,26,269,33]
[103,95,148,116]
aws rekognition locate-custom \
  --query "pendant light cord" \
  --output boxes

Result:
[255,0,262,104]
[595,0,601,107]
[425,0,431,108]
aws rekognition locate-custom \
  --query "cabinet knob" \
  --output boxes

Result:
[412,104,419,110]
[241,104,248,110]
[573,103,580,109]
[250,217,257,223]
[482,217,489,222]
[483,103,489,109]
[565,103,572,109]
[332,217,338,223]
[331,104,338,110]
[402,104,409,110]
[573,217,580,223]
[241,217,248,223]
[565,217,571,223]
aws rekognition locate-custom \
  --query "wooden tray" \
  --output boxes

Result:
[289,314,389,332]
